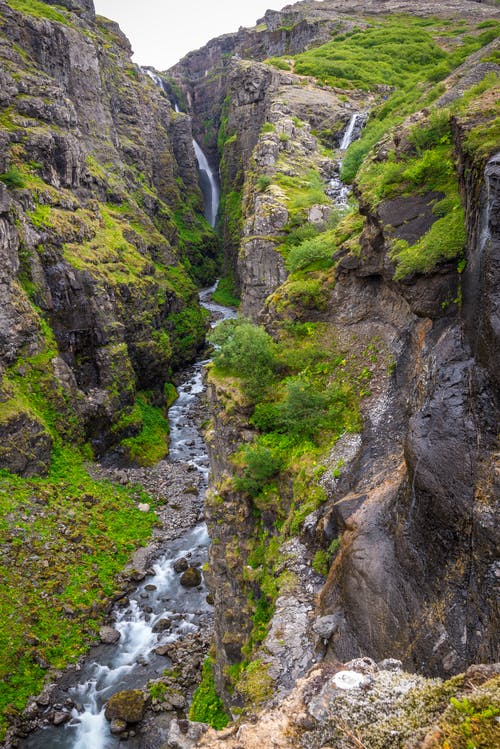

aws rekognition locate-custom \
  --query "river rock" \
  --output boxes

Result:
[173,557,189,573]
[110,718,127,734]
[180,567,202,588]
[152,617,172,633]
[104,690,147,723]
[99,626,121,644]
[52,711,71,725]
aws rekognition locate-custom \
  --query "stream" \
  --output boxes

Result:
[20,284,236,749]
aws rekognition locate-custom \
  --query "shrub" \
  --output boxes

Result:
[257,175,272,192]
[407,110,451,153]
[0,166,26,189]
[286,232,334,272]
[209,319,277,399]
[234,444,282,497]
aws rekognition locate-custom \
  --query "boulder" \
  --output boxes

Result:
[180,567,202,588]
[99,626,121,645]
[173,557,189,573]
[104,690,147,724]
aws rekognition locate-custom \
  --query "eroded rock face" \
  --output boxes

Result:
[0,1,214,473]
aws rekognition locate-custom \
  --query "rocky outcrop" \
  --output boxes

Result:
[0,0,218,472]
[193,660,500,749]
[194,0,500,724]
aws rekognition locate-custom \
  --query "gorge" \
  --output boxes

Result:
[0,1,499,748]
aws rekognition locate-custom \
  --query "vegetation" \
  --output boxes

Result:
[118,393,171,466]
[0,166,26,188]
[5,0,71,25]
[189,657,230,729]
[211,275,240,307]
[0,448,155,737]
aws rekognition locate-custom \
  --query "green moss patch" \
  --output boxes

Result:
[0,447,155,738]
[5,0,71,25]
[119,392,170,466]
[189,656,230,729]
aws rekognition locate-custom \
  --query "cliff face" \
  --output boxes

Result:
[167,0,500,724]
[0,0,218,471]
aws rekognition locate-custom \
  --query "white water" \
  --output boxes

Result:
[22,287,235,749]
[145,69,219,228]
[339,113,360,151]
[327,113,364,207]
[192,140,220,228]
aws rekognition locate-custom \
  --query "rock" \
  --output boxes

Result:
[165,718,208,749]
[152,618,172,633]
[173,557,189,573]
[52,711,71,725]
[138,503,150,512]
[312,615,339,641]
[99,626,121,645]
[179,567,202,588]
[104,690,147,724]
[110,718,127,734]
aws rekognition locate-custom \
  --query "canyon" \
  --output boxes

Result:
[0,1,498,748]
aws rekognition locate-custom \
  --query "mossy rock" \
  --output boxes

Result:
[104,689,147,723]
[180,567,202,588]
[0,408,52,476]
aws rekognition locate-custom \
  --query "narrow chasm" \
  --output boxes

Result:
[1,1,499,748]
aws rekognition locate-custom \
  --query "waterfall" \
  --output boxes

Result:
[192,139,220,228]
[326,113,366,207]
[340,113,360,150]
[144,68,219,228]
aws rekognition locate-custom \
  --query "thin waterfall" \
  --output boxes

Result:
[191,140,220,228]
[144,68,219,227]
[340,113,360,150]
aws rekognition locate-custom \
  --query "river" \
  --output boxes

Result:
[19,283,236,749]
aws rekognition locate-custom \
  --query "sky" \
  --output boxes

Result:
[93,0,282,70]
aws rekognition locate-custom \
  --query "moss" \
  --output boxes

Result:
[119,393,170,466]
[0,447,155,738]
[189,657,230,729]
[236,659,273,707]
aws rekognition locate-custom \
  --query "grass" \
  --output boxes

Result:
[189,657,230,729]
[5,0,71,25]
[119,393,170,466]
[211,275,240,307]
[0,447,156,738]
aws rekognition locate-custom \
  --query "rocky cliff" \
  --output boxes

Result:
[0,0,219,472]
[167,0,500,739]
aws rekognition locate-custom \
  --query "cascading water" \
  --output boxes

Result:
[144,69,219,228]
[20,286,236,749]
[191,140,220,228]
[327,112,366,207]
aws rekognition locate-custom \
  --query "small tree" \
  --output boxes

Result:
[209,319,277,399]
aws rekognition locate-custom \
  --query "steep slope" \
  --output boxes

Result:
[0,0,219,737]
[166,0,500,735]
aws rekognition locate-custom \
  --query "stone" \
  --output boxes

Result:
[138,503,150,512]
[110,718,128,734]
[99,626,121,645]
[179,567,202,588]
[173,557,189,573]
[104,690,147,724]
[312,615,339,641]
[52,711,71,725]
[152,618,172,633]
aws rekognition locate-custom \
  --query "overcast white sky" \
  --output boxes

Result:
[93,1,281,70]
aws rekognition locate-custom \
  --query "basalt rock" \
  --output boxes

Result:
[104,689,148,724]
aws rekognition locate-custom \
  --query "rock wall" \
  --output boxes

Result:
[0,0,219,471]
[184,0,500,718]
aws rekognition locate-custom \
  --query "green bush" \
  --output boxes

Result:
[257,175,272,192]
[407,110,451,152]
[209,319,277,399]
[189,658,230,729]
[234,444,282,497]
[286,232,334,272]
[0,166,26,189]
